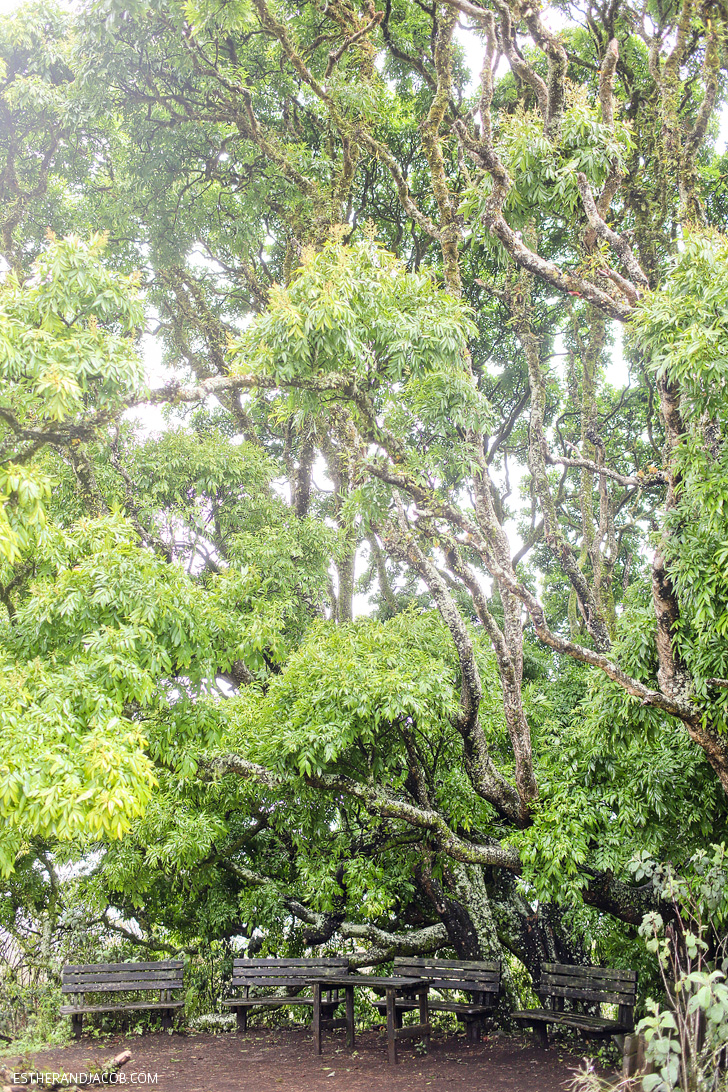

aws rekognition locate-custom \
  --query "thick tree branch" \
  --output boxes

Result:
[575,173,648,291]
[381,507,524,823]
[206,753,521,869]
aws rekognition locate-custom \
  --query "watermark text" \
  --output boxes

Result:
[12,1073,158,1085]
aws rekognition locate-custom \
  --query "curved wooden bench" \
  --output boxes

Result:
[60,960,184,1038]
[513,963,637,1049]
[373,956,501,1044]
[221,957,349,1033]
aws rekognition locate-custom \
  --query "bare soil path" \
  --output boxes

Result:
[17,1028,608,1091]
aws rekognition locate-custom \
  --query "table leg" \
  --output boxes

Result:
[419,987,430,1052]
[386,987,398,1065]
[345,986,355,1049]
[313,983,322,1055]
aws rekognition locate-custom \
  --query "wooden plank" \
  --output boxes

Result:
[542,964,637,983]
[62,980,182,995]
[543,984,636,1005]
[232,968,345,979]
[63,966,184,977]
[544,1015,624,1033]
[395,967,499,984]
[63,971,183,985]
[231,973,342,983]
[63,961,183,974]
[222,996,315,1008]
[428,1003,491,1015]
[393,957,499,972]
[374,1000,491,1015]
[397,970,499,982]
[542,971,636,989]
[542,974,635,997]
[60,1002,184,1015]
[231,979,312,987]
[512,1009,627,1032]
[61,978,185,987]
[231,958,348,969]
[398,977,497,992]
[237,974,316,982]
[231,980,316,991]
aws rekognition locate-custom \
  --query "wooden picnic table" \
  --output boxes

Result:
[308,974,432,1064]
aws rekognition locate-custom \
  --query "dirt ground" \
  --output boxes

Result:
[16,1027,612,1092]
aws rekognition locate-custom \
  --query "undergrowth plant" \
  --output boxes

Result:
[569,846,728,1092]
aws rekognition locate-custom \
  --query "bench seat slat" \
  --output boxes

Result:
[222,996,317,1008]
[374,1000,491,1016]
[513,1008,629,1033]
[230,982,333,991]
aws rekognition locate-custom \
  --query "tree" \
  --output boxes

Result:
[1,0,728,1003]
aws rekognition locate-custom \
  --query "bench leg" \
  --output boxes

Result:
[418,988,430,1054]
[465,1018,481,1045]
[313,983,322,1056]
[386,988,398,1065]
[236,1007,248,1034]
[161,1008,172,1031]
[71,1015,83,1040]
[533,1021,549,1049]
[345,986,355,1050]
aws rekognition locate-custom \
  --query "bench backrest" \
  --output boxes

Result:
[62,961,184,996]
[392,957,501,1002]
[230,957,349,990]
[540,963,637,1022]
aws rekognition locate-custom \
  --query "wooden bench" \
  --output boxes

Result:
[373,957,501,1044]
[221,957,350,1033]
[60,960,185,1038]
[513,963,637,1048]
